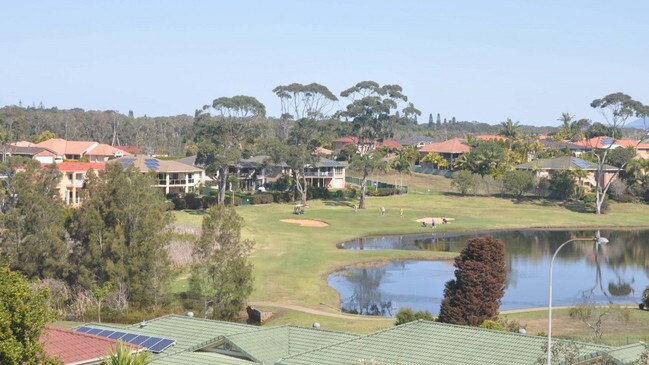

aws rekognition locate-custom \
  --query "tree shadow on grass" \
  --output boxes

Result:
[322,199,355,208]
[184,209,206,216]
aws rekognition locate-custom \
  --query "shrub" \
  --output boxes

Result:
[347,187,358,199]
[184,193,202,210]
[479,319,505,331]
[394,307,435,325]
[171,196,186,210]
[451,170,478,196]
[502,170,535,199]
[334,189,345,199]
[250,194,274,205]
[308,187,330,200]
[224,195,241,206]
[550,170,578,200]
[368,188,398,197]
[202,195,218,208]
[642,287,649,309]
[270,191,292,203]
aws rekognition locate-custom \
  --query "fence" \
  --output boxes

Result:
[345,176,408,193]
[412,165,454,178]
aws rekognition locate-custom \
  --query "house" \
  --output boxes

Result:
[305,158,347,189]
[574,136,649,159]
[333,136,402,154]
[475,134,507,141]
[313,146,333,157]
[61,314,647,365]
[418,138,471,169]
[516,156,618,190]
[540,140,588,156]
[114,155,205,194]
[1,144,62,164]
[116,145,144,155]
[34,138,128,162]
[400,135,434,148]
[41,327,140,365]
[53,161,105,206]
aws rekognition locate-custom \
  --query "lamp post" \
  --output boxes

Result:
[546,234,609,365]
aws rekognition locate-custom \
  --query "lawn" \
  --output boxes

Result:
[171,172,649,339]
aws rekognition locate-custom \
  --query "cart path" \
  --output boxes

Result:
[247,301,392,321]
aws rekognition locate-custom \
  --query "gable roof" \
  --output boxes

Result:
[400,135,434,145]
[276,320,607,365]
[574,136,649,150]
[516,156,617,172]
[475,134,506,141]
[419,138,470,154]
[113,156,203,173]
[41,327,139,365]
[540,140,588,151]
[151,351,255,365]
[54,161,106,172]
[219,325,358,364]
[116,146,143,155]
[86,143,129,157]
[79,315,257,356]
[1,145,59,157]
[333,137,402,149]
[603,343,648,365]
[35,138,98,156]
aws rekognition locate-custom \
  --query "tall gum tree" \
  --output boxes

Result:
[195,96,266,204]
[338,81,418,209]
[272,83,338,206]
[589,93,646,214]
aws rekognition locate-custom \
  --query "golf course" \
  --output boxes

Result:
[173,172,649,344]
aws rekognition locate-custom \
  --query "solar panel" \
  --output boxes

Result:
[602,137,615,145]
[149,339,175,353]
[107,331,127,339]
[97,330,115,337]
[74,326,176,353]
[572,158,591,169]
[120,157,136,168]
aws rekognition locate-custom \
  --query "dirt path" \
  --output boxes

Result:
[247,301,391,321]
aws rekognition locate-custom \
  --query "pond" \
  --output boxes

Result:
[328,229,649,316]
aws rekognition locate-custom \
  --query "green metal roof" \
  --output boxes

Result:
[151,351,256,365]
[80,315,258,356]
[221,325,359,365]
[276,320,608,365]
[603,343,648,365]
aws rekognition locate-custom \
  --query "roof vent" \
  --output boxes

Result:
[139,321,147,328]
[186,311,194,318]
[518,328,527,335]
[312,322,320,329]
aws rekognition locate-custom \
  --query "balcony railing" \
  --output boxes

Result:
[67,181,84,187]
[304,171,333,177]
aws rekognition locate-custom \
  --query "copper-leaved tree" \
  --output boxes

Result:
[438,236,507,326]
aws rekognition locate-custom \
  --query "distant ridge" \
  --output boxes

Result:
[624,118,648,129]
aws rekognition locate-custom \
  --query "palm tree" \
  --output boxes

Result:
[103,341,152,365]
[498,118,521,148]
[391,149,412,191]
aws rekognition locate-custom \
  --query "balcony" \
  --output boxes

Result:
[304,171,333,178]
[67,180,84,187]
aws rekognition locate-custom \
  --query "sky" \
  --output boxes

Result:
[1,1,648,126]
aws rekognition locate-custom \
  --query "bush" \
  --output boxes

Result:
[642,287,649,309]
[367,188,398,197]
[171,196,186,210]
[270,191,292,203]
[334,189,345,199]
[308,187,330,200]
[451,170,478,196]
[224,195,241,206]
[502,170,535,199]
[394,307,435,325]
[250,194,274,205]
[550,170,578,200]
[479,319,505,331]
[202,195,218,208]
[184,193,202,210]
[347,187,358,199]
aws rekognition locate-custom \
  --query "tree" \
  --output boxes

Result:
[0,160,68,280]
[549,170,580,200]
[436,113,441,126]
[502,170,535,199]
[272,83,338,206]
[450,170,478,196]
[606,147,636,168]
[568,303,630,343]
[438,236,507,326]
[391,148,417,190]
[589,93,645,214]
[428,113,433,128]
[535,341,582,365]
[69,164,173,307]
[498,118,521,148]
[195,96,266,204]
[92,281,113,323]
[33,130,56,143]
[456,140,508,177]
[339,81,413,208]
[0,267,59,365]
[189,205,255,320]
[102,341,151,365]
[421,152,449,169]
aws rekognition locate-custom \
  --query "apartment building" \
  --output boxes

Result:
[114,155,205,194]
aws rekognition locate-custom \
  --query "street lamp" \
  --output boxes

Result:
[546,234,609,365]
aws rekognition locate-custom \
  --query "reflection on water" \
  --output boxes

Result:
[329,229,649,316]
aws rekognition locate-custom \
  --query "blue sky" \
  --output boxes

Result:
[1,1,647,126]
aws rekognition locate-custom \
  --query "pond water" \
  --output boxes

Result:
[328,229,649,316]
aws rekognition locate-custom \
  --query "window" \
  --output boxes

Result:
[75,173,83,180]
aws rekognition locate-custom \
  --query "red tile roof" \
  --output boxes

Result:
[574,136,649,149]
[41,327,139,364]
[35,139,98,156]
[475,134,506,141]
[86,143,130,157]
[419,138,471,154]
[333,137,402,149]
[116,146,143,154]
[53,162,106,172]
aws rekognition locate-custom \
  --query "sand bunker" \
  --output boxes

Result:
[280,219,329,227]
[416,217,455,224]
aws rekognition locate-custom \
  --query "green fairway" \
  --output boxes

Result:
[172,172,649,339]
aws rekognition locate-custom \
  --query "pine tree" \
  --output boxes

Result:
[189,205,255,320]
[438,236,507,326]
[428,113,433,127]
[452,116,457,124]
[436,113,441,125]
[443,118,447,124]
[70,164,172,307]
